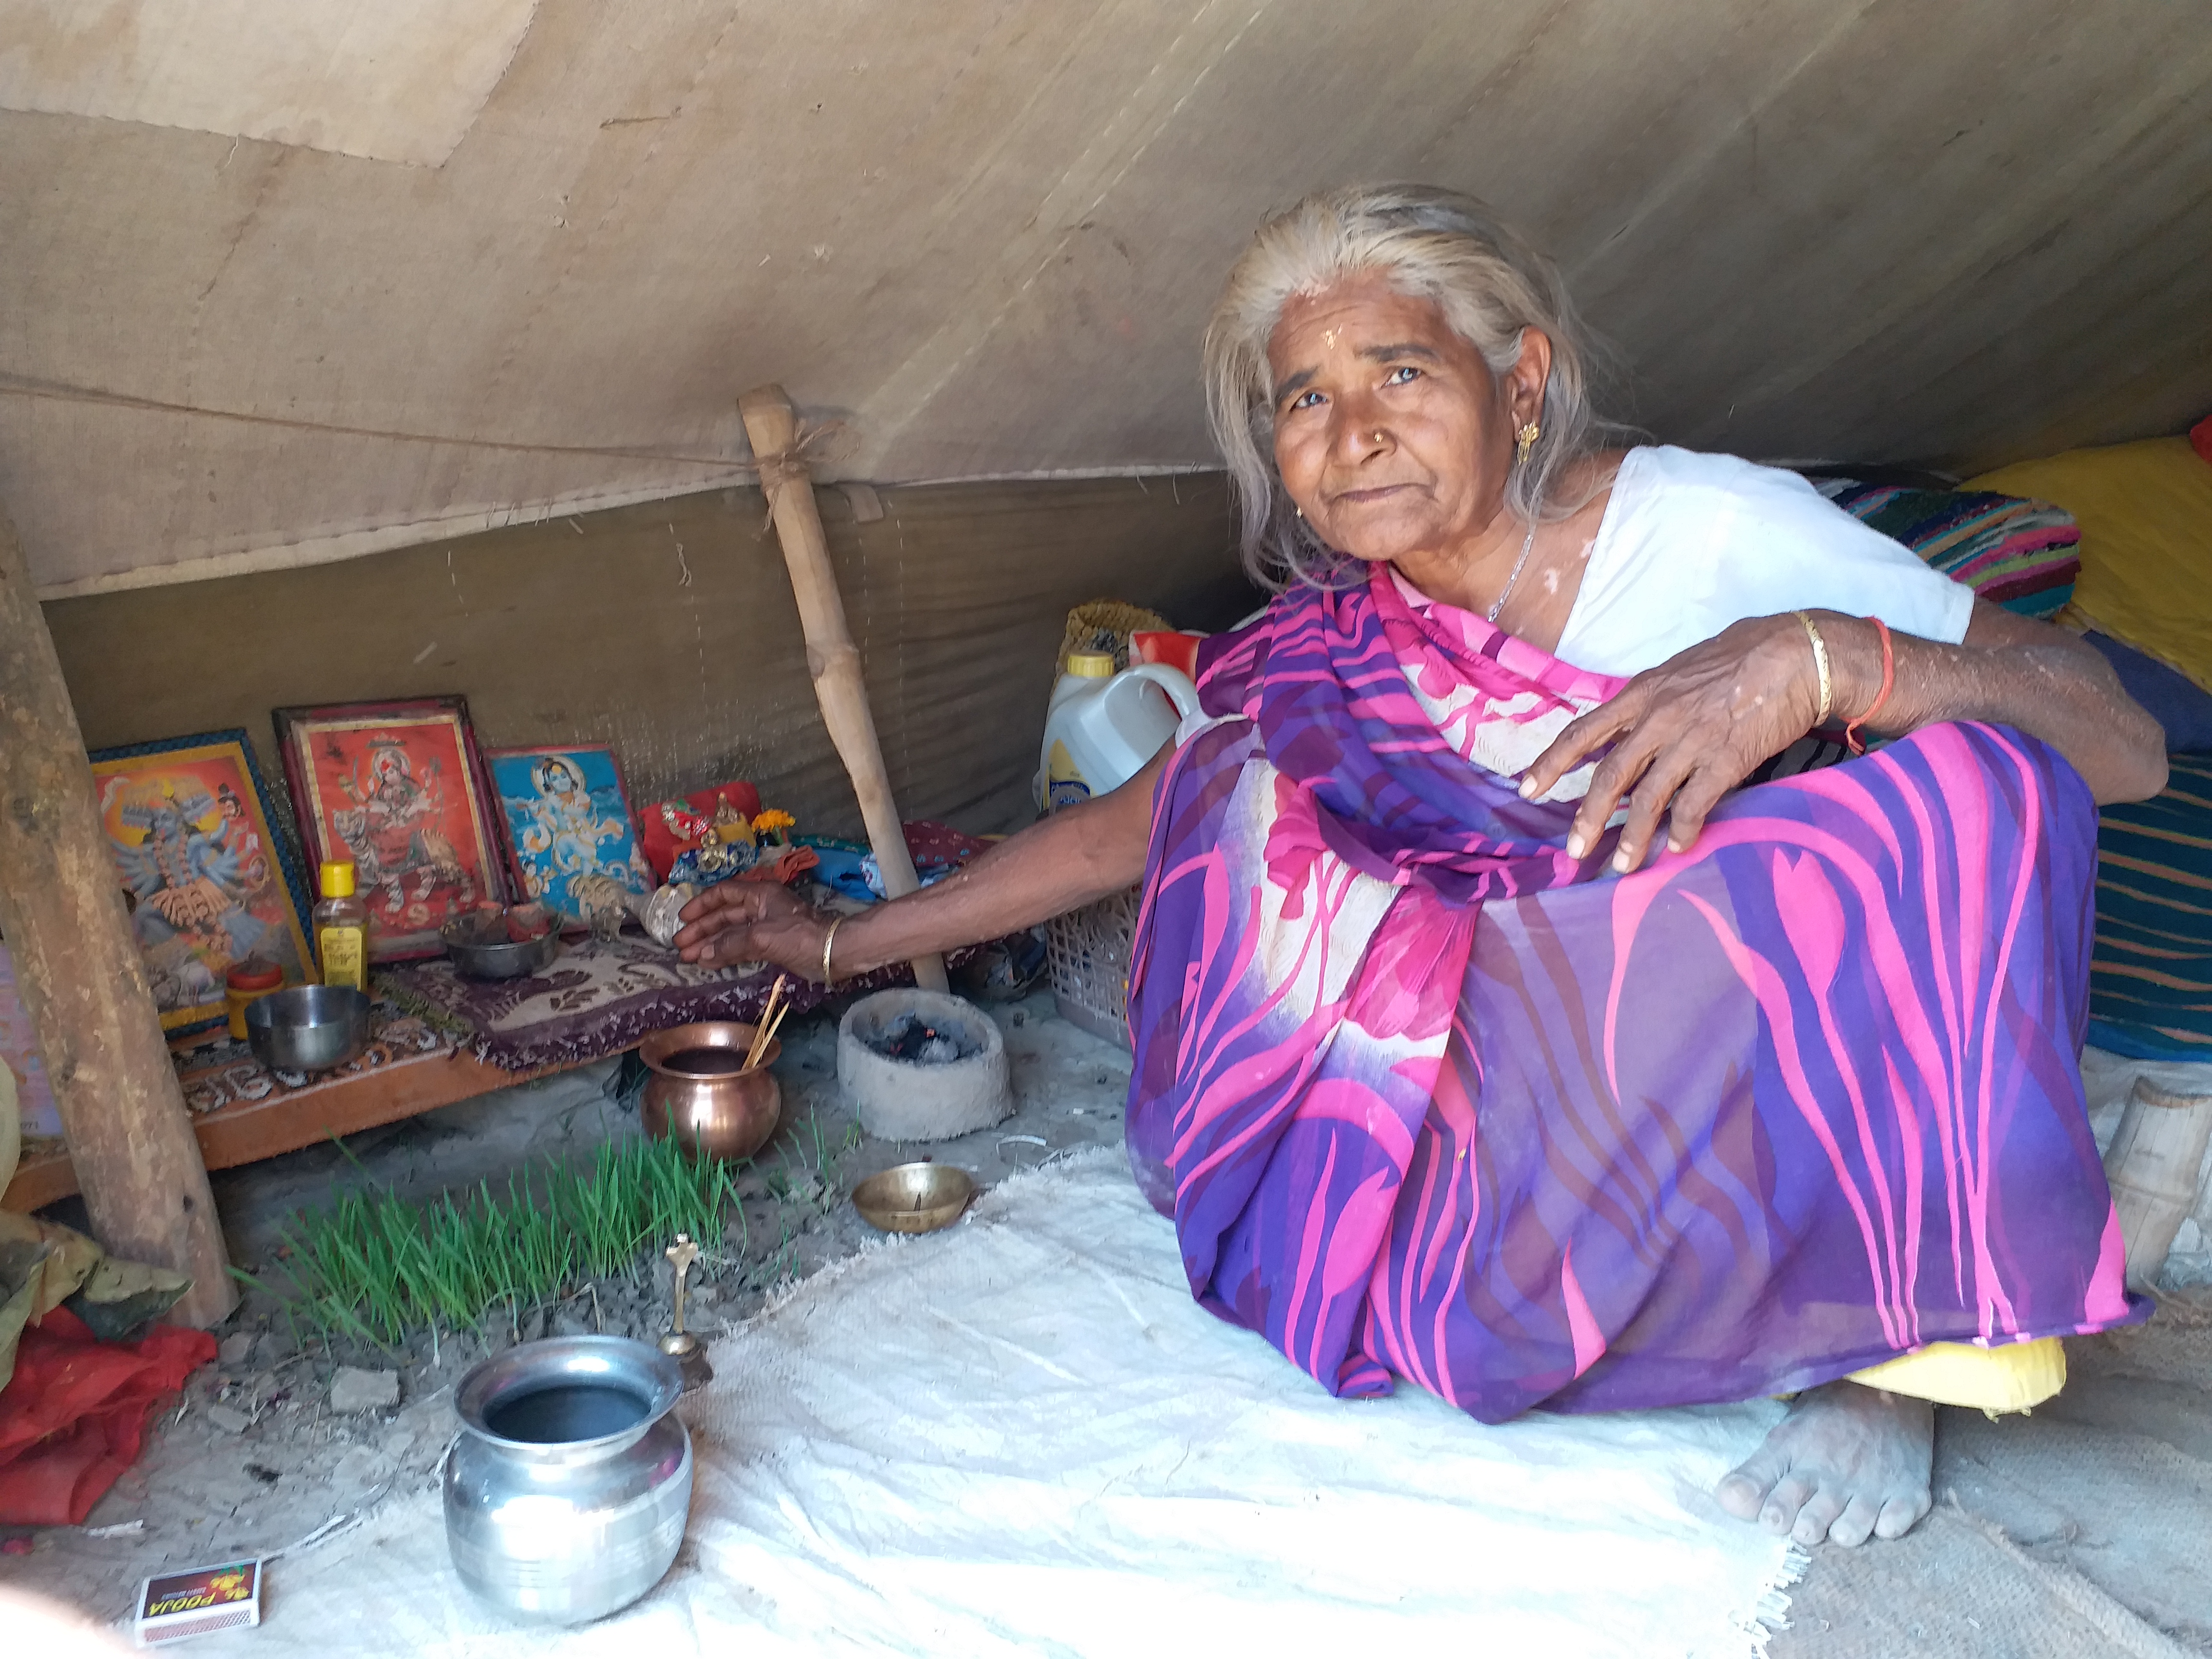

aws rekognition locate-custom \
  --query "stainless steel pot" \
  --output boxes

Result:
[444,1336,692,1625]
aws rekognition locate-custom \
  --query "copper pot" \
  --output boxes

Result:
[637,1020,782,1162]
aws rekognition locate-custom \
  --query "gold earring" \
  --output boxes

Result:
[1515,421,1541,465]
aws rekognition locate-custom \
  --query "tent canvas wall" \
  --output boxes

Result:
[4,0,2208,606]
[41,475,1250,844]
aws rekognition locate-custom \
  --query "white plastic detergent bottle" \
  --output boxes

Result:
[1035,651,1203,812]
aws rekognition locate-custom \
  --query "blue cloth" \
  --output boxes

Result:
[2083,633,2212,756]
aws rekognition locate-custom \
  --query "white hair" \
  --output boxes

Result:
[1203,183,1618,590]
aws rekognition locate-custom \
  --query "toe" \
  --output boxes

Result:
[1874,1492,1932,1540]
[1789,1488,1846,1548]
[1716,1471,1768,1521]
[1718,1439,1793,1522]
[1827,1495,1882,1548]
[1759,1472,1818,1535]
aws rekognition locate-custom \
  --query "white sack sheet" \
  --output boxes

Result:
[196,1149,1802,1658]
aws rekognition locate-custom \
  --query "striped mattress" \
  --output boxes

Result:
[2089,753,2212,1059]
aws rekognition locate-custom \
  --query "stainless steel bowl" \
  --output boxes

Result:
[244,985,370,1072]
[442,907,562,980]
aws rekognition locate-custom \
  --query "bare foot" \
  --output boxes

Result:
[1715,1380,1934,1547]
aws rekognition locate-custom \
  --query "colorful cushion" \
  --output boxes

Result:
[1827,482,2080,619]
[2088,755,2212,1061]
[1968,437,2212,691]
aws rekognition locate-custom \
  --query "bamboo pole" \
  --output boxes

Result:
[0,502,235,1324]
[738,385,949,994]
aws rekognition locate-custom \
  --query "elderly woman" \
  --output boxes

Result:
[680,185,2166,1550]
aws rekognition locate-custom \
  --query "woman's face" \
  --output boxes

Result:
[1265,274,1546,567]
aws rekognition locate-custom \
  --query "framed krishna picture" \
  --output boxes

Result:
[486,745,653,926]
[274,697,508,961]
[88,730,316,1037]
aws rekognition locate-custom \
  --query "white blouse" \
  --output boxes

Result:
[1552,445,1974,679]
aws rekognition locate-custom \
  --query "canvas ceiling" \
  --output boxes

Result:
[3,0,2208,597]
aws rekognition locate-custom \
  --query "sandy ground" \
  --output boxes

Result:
[5,994,2210,1655]
[0,991,1132,1620]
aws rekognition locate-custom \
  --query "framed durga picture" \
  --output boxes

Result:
[274,697,509,962]
[88,730,316,1037]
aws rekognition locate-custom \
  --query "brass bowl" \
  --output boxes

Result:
[851,1162,976,1235]
[638,1021,781,1162]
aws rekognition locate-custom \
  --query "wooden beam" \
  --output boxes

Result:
[0,503,235,1325]
[738,385,949,993]
[3,1050,595,1213]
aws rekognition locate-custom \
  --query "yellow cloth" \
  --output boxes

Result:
[1848,1335,2067,1414]
[1967,438,2212,692]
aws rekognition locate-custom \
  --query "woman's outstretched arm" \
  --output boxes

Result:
[1522,599,2167,874]
[672,749,1166,979]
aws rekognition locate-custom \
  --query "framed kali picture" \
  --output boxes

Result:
[487,745,653,925]
[0,940,66,1138]
[87,731,317,1037]
[274,697,508,962]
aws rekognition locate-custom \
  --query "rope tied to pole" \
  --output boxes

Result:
[750,419,853,528]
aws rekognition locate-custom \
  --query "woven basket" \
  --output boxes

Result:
[1045,885,1142,1048]
[1057,600,1169,677]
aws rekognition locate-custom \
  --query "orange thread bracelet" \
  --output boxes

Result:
[1845,616,1895,756]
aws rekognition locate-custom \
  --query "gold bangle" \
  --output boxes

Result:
[1793,610,1833,727]
[819,915,844,986]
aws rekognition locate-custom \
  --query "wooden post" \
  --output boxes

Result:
[737,385,949,994]
[0,503,235,1325]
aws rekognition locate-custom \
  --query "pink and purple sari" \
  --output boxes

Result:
[1125,567,2141,1419]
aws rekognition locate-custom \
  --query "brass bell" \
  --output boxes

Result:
[660,1233,714,1390]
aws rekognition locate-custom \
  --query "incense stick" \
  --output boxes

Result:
[756,997,793,1060]
[743,975,788,1072]
[742,979,784,1071]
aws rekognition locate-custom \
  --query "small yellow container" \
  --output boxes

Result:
[224,960,286,1041]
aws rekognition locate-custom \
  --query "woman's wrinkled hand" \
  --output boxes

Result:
[1520,614,1824,873]
[673,880,826,975]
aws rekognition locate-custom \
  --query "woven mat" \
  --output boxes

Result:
[1775,1297,2212,1659]
[170,999,459,1115]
